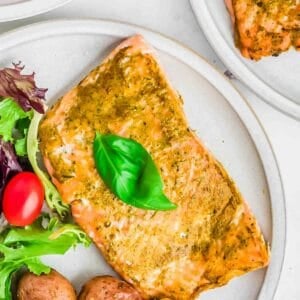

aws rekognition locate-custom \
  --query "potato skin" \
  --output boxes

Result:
[17,269,76,300]
[78,276,143,300]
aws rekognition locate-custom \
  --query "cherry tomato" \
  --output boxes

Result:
[2,172,44,226]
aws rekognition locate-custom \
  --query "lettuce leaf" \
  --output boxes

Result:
[0,98,33,156]
[27,111,70,219]
[0,63,47,114]
[14,117,32,156]
[0,214,91,300]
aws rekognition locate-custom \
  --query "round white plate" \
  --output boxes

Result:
[0,20,285,300]
[190,0,300,120]
[0,0,71,22]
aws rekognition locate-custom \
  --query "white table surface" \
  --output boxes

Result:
[0,0,298,299]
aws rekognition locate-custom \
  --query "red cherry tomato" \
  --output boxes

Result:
[2,172,44,226]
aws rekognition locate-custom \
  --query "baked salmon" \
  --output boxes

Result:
[225,0,300,60]
[39,35,270,299]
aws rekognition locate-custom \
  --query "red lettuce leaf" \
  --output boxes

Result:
[0,63,47,113]
[0,139,22,201]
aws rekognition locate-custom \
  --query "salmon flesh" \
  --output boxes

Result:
[39,35,270,299]
[225,0,300,60]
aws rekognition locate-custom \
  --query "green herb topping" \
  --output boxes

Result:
[93,133,177,211]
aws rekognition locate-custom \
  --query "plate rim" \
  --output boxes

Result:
[190,0,300,120]
[0,0,72,22]
[0,19,286,300]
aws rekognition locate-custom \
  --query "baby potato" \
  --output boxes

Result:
[78,276,143,300]
[17,269,76,300]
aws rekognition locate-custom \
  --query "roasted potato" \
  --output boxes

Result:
[17,269,76,300]
[78,276,143,300]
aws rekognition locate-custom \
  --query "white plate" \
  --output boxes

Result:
[190,0,300,120]
[0,20,285,300]
[0,0,71,22]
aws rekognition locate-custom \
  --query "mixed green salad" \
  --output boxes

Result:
[0,64,90,300]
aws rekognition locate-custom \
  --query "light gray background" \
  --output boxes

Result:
[0,1,298,299]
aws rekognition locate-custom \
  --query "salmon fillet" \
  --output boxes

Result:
[225,0,300,60]
[39,35,270,299]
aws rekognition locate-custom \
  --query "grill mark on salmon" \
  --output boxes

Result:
[39,35,270,299]
[225,0,300,60]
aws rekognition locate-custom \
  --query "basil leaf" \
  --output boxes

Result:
[93,133,177,211]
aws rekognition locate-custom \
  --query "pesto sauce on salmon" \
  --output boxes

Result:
[39,35,269,299]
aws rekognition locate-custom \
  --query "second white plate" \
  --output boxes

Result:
[0,0,72,22]
[190,0,300,119]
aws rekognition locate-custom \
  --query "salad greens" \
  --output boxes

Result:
[0,64,88,300]
[0,61,177,298]
[0,64,69,219]
[27,111,70,219]
[0,97,33,156]
[0,214,91,300]
[0,63,47,205]
[93,133,177,211]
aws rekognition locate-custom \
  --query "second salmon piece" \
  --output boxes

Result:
[226,0,300,60]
